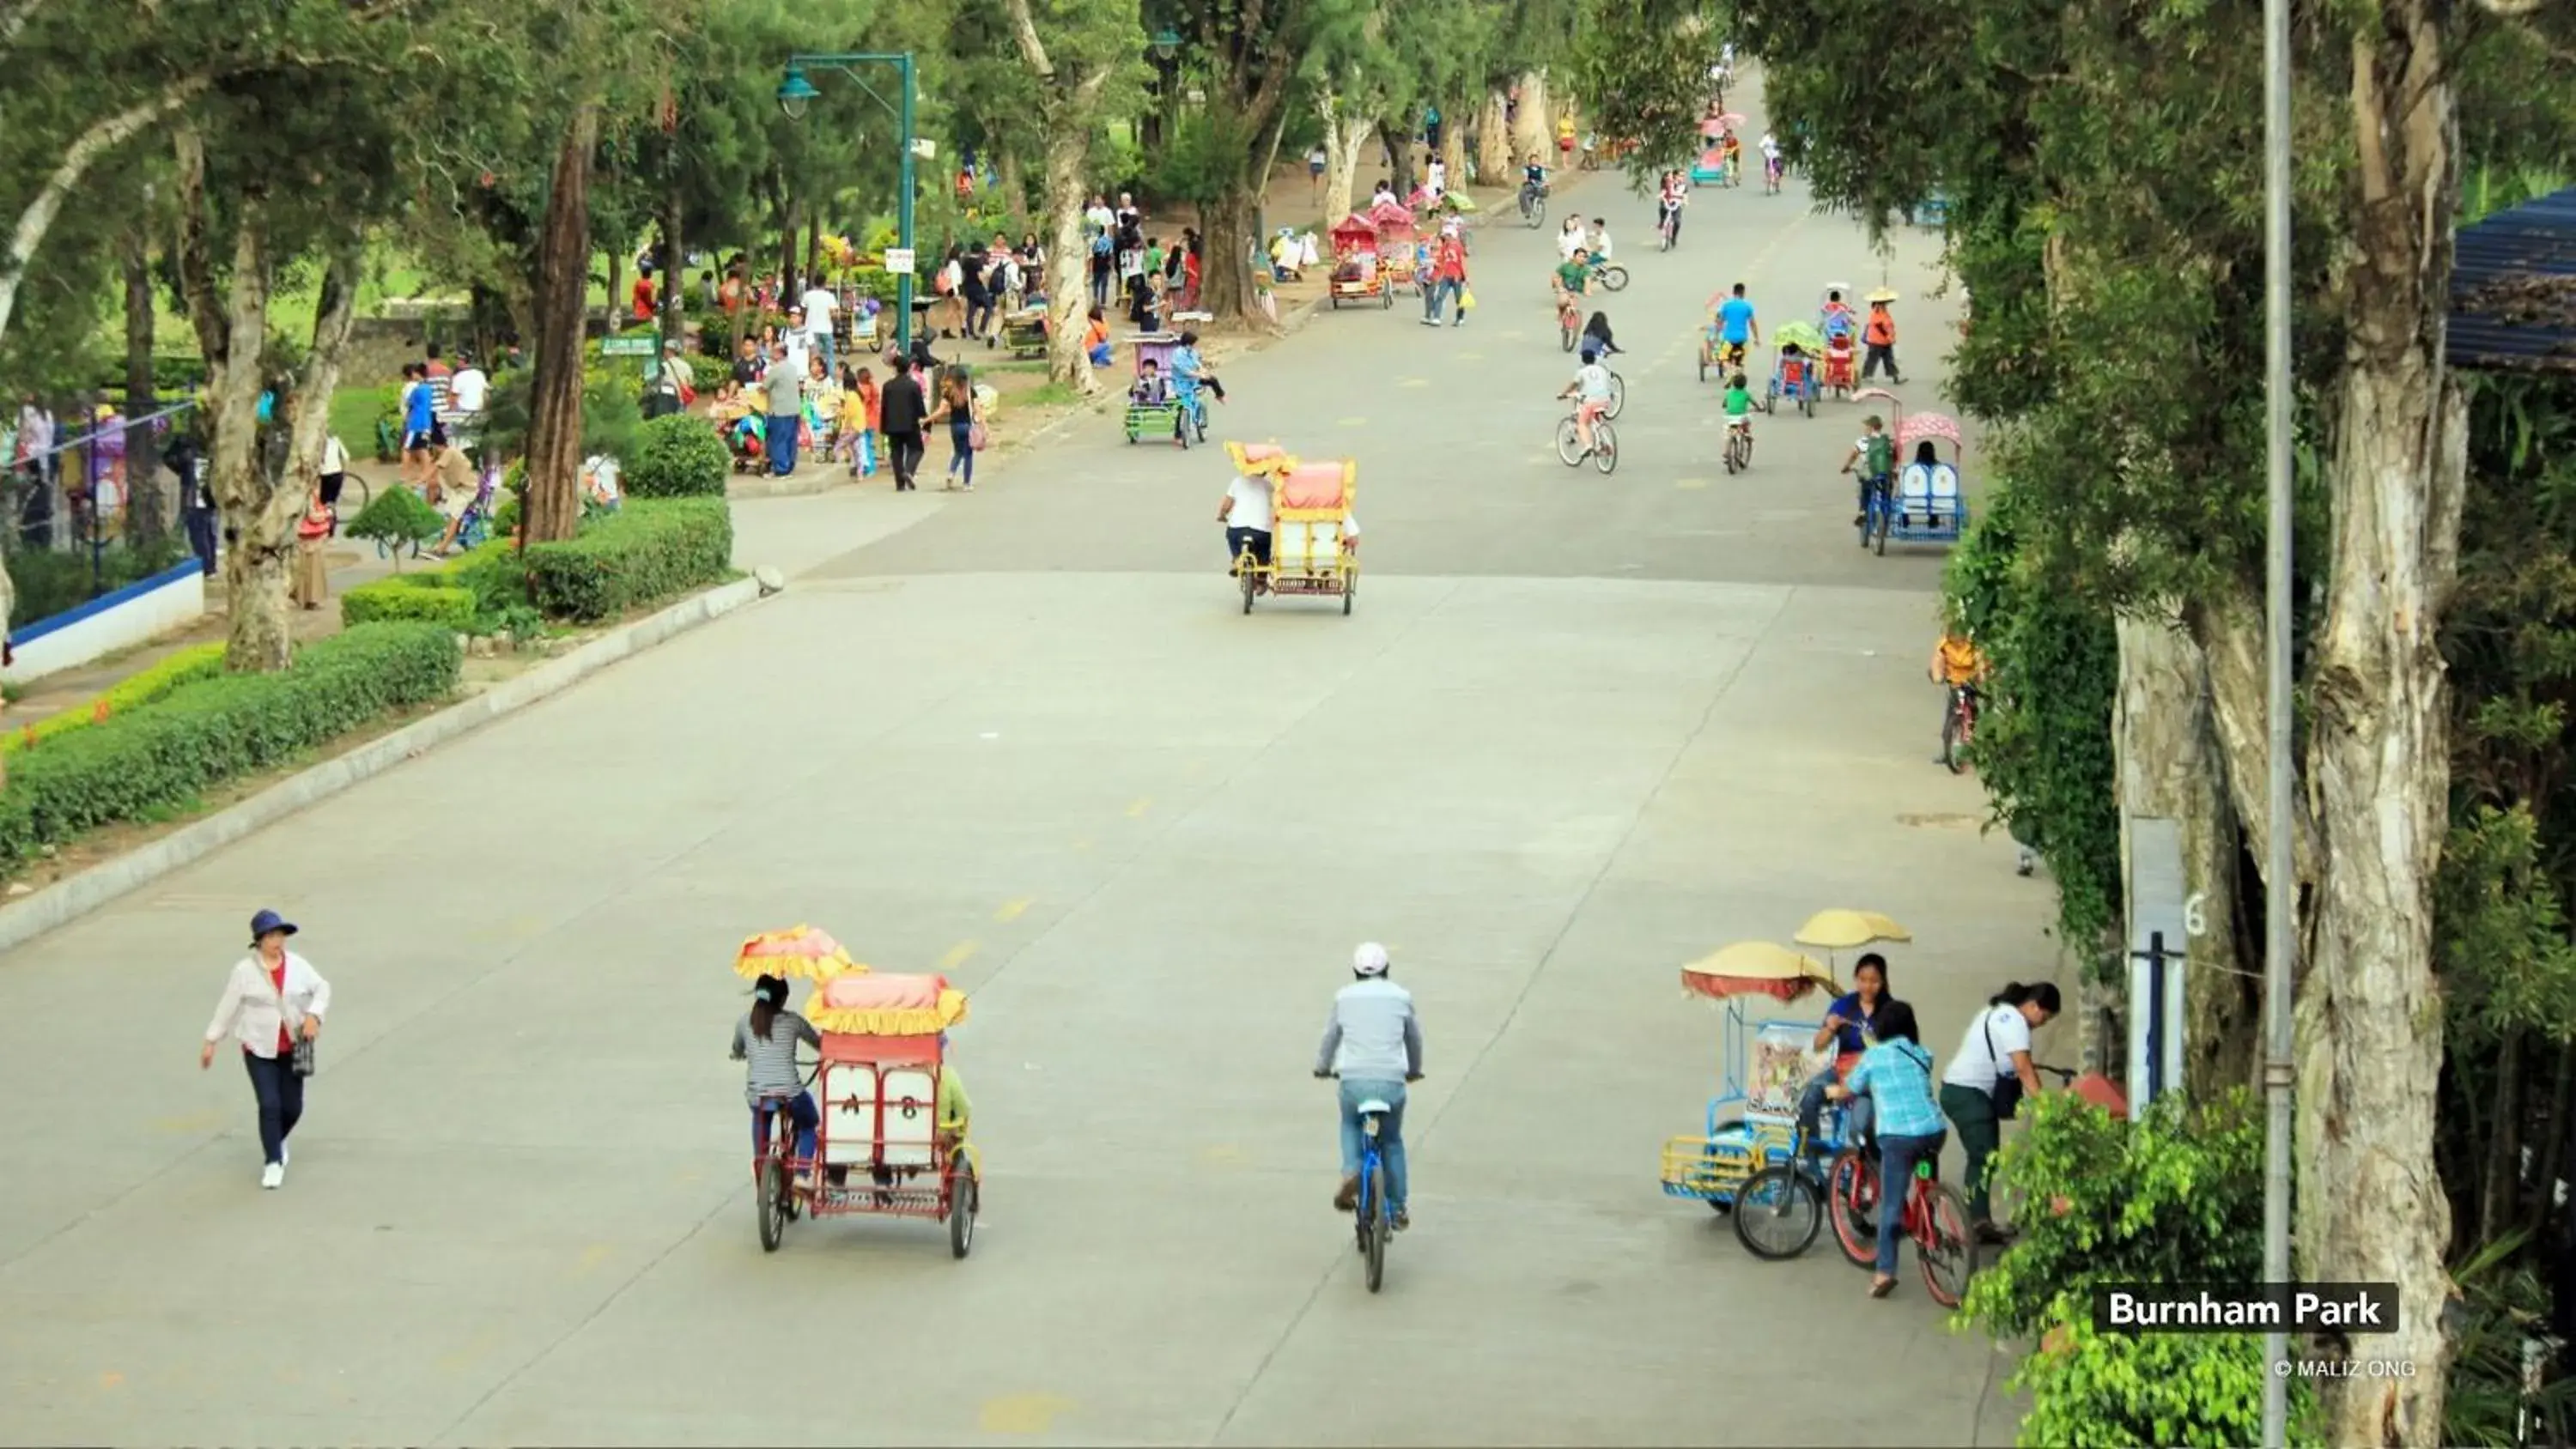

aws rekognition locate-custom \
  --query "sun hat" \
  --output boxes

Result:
[247,908,298,944]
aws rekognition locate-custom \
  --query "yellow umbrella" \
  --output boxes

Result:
[1680,941,1838,1003]
[1792,909,1913,952]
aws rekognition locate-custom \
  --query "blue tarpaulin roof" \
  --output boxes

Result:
[2450,185,2576,374]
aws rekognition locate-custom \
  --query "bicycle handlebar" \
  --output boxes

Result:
[2032,1064,2080,1084]
[1314,1071,1427,1082]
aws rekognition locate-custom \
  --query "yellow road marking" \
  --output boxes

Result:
[939,940,981,971]
[994,898,1031,923]
[1675,476,1712,490]
[1399,378,1429,388]
[1124,798,1151,819]
[437,1327,504,1373]
[151,1112,224,1134]
[1201,1143,1247,1166]
[1335,416,1368,427]
[1071,836,1094,852]
[1457,351,1485,361]
[980,1393,1079,1434]
[98,1371,123,1390]
[574,1245,613,1274]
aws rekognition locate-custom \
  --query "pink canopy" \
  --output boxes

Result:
[1898,412,1965,452]
[1279,460,1352,512]
[1366,198,1416,230]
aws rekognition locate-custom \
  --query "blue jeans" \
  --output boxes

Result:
[242,1048,306,1166]
[1338,1077,1410,1215]
[1795,1069,1874,1149]
[768,413,800,475]
[752,1092,819,1161]
[947,417,975,486]
[1874,1129,1947,1275]
[1425,276,1461,322]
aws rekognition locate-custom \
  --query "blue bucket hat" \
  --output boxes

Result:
[248,908,298,945]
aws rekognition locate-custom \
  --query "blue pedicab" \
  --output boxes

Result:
[1763,320,1827,418]
[1122,332,1206,449]
[1853,392,1969,555]
[1659,941,1855,1258]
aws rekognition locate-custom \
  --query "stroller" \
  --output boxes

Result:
[726,414,767,474]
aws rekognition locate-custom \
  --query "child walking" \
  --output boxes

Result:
[843,365,879,476]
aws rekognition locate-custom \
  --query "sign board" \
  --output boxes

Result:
[600,335,658,356]
[2125,815,2190,1113]
[882,247,916,276]
[909,138,938,160]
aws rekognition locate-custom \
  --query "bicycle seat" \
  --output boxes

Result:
[1356,1099,1393,1116]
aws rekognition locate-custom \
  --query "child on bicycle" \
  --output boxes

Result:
[1929,618,1989,761]
[1824,998,1946,1299]
[1559,353,1614,457]
[1841,413,1896,527]
[1722,371,1754,445]
[1577,312,1619,366]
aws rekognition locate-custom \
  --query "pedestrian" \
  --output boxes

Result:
[1863,299,1903,383]
[318,430,349,531]
[1939,979,2063,1241]
[924,367,981,492]
[841,364,878,477]
[398,362,435,491]
[170,431,216,577]
[1421,229,1467,325]
[762,341,803,476]
[200,908,331,1190]
[799,276,841,375]
[878,354,929,492]
[1088,224,1115,309]
[292,488,332,609]
[961,244,996,348]
[1308,145,1328,201]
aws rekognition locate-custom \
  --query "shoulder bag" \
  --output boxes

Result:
[1984,1011,2021,1119]
[274,961,317,1078]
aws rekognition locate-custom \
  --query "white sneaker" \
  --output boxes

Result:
[260,1162,284,1190]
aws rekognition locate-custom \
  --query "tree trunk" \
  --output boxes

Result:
[200,219,283,670]
[2297,15,2467,1444]
[1510,70,1551,163]
[775,189,797,297]
[1037,118,1097,391]
[1197,191,1261,326]
[1475,89,1512,185]
[121,215,164,543]
[1441,115,1468,191]
[524,105,598,546]
[1319,90,1375,227]
[2115,611,2259,1091]
[804,214,820,290]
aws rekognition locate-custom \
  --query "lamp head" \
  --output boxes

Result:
[776,64,821,120]
[1150,27,1181,60]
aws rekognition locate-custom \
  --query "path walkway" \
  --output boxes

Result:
[0,75,2038,1448]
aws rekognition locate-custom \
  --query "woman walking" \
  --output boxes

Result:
[923,368,981,492]
[201,909,331,1189]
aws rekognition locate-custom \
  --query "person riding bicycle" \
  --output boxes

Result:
[1560,353,1615,457]
[1822,998,1947,1300]
[1587,217,1614,264]
[1759,129,1783,186]
[1552,246,1591,316]
[1313,943,1423,1232]
[732,973,821,1168]
[1721,371,1755,446]
[1841,413,1895,528]
[1930,620,1989,761]
[1520,155,1549,215]
[1577,312,1619,366]
[1656,171,1689,243]
[1711,281,1759,373]
[1719,127,1744,183]
[1795,953,1891,1155]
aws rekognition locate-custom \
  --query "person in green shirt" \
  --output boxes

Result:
[1722,371,1755,442]
[1145,238,1166,282]
[1552,251,1591,300]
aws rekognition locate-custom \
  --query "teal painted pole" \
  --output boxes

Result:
[896,54,916,355]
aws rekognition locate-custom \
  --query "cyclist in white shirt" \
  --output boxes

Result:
[1759,130,1783,189]
[1558,355,1614,457]
[448,358,489,414]
[1588,218,1615,263]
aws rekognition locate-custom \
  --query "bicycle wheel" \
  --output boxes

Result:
[1605,371,1626,420]
[1241,558,1258,614]
[337,476,373,515]
[1527,196,1546,229]
[1826,1149,1880,1268]
[1722,432,1741,476]
[1363,1160,1390,1293]
[1559,318,1577,352]
[1553,417,1585,467]
[1732,1165,1824,1259]
[1800,387,1815,419]
[1874,508,1890,555]
[756,1158,788,1253]
[1591,421,1619,475]
[1599,265,1630,293]
[1941,706,1965,773]
[1917,1182,1978,1307]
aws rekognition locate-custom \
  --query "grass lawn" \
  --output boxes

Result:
[329,384,398,453]
[104,243,620,360]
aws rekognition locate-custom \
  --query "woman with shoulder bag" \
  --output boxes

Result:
[200,909,331,1190]
[1937,979,2060,1243]
[922,369,984,493]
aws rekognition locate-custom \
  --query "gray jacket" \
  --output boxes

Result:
[1315,978,1423,1082]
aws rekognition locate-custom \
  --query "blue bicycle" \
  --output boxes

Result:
[1319,1071,1419,1293]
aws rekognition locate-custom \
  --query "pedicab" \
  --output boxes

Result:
[1764,320,1828,417]
[1370,198,1421,295]
[1235,455,1358,616]
[1122,332,1201,448]
[999,305,1048,360]
[749,969,981,1258]
[1818,287,1862,397]
[1327,214,1394,310]
[1659,941,1856,1257]
[1853,390,1968,554]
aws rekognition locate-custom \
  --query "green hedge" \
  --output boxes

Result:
[1,643,227,756]
[0,622,461,872]
[8,539,191,628]
[524,498,732,622]
[625,413,732,498]
[339,573,478,630]
[343,486,446,555]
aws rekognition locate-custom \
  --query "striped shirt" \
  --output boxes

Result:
[731,1010,819,1104]
[1844,1040,1945,1139]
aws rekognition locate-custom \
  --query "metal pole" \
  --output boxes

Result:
[895,55,916,356]
[2258,0,2297,1428]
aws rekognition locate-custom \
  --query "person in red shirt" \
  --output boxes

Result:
[201,909,332,1190]
[1420,229,1470,327]
[631,270,656,322]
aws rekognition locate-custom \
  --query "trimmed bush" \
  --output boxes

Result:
[1,643,228,756]
[340,573,478,630]
[343,485,446,557]
[443,538,527,613]
[524,498,732,622]
[625,413,732,498]
[0,622,461,872]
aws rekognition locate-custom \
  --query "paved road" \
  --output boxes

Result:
[0,78,2051,1447]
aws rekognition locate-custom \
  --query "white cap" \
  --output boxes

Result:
[1353,943,1390,976]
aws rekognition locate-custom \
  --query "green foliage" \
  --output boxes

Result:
[625,413,732,498]
[2445,1234,2576,1448]
[1944,470,2120,951]
[1567,0,1725,179]
[0,644,228,756]
[472,361,644,467]
[444,537,530,615]
[0,623,460,874]
[338,574,478,632]
[522,497,733,622]
[4,537,191,628]
[341,485,447,553]
[2013,1321,2311,1449]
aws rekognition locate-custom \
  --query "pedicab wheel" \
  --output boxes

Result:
[1605,372,1626,421]
[1241,563,1257,614]
[1362,1161,1390,1293]
[1342,570,1355,615]
[756,1159,788,1253]
[1826,1149,1880,1269]
[1801,389,1815,419]
[1591,421,1619,475]
[1553,417,1585,467]
[1380,285,1392,310]
[947,1150,978,1260]
[1732,1165,1825,1260]
[1918,1182,1978,1307]
[1874,512,1890,555]
[1330,295,1342,311]
[1600,265,1630,293]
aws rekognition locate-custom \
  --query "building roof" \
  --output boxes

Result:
[2450,185,2576,374]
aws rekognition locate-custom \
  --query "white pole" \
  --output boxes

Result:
[2258,0,2297,1431]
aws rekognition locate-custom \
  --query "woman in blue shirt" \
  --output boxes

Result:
[1794,952,1889,1151]
[1828,999,1946,1298]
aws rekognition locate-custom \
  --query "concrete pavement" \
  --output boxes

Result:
[0,75,2049,1447]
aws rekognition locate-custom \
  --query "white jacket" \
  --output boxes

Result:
[205,951,331,1058]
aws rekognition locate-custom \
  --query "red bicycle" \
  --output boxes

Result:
[1941,684,1978,774]
[1825,1143,1977,1305]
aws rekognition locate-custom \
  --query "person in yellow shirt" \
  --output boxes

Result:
[1929,623,1987,762]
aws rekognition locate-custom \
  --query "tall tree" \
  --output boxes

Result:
[999,0,1143,392]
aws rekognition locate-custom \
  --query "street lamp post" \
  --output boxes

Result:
[777,52,920,355]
